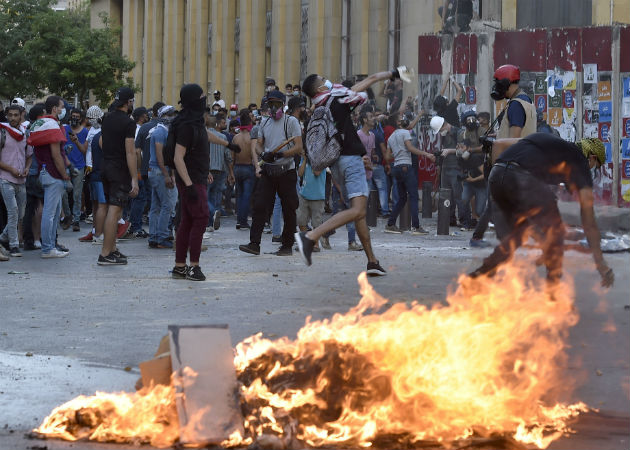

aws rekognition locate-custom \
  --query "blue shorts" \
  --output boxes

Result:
[331,155,369,200]
[89,180,106,204]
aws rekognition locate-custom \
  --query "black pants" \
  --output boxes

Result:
[471,185,510,241]
[476,164,564,281]
[250,170,298,247]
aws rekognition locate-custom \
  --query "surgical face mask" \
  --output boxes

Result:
[323,79,333,90]
[293,91,299,96]
[266,85,274,93]
[440,128,448,137]
[230,110,237,117]
[88,118,100,128]
[57,107,66,120]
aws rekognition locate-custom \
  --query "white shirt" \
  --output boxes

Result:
[212,99,226,109]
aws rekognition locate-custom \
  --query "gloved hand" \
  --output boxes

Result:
[185,184,198,202]
[261,152,276,163]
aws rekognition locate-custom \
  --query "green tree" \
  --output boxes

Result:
[0,0,136,105]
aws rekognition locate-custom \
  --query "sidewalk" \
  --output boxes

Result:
[558,201,630,232]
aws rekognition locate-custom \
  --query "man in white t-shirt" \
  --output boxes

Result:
[385,116,435,235]
[212,90,226,109]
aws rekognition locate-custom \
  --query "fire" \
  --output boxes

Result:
[35,260,588,449]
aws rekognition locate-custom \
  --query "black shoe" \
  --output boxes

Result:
[61,217,72,230]
[274,246,292,256]
[9,247,22,257]
[213,211,221,231]
[56,243,69,253]
[72,221,80,232]
[236,223,250,230]
[134,230,149,238]
[172,265,188,279]
[112,249,127,260]
[23,242,37,251]
[271,235,282,243]
[148,241,158,248]
[239,242,260,255]
[97,252,127,265]
[294,231,314,266]
[366,260,387,276]
[186,265,206,281]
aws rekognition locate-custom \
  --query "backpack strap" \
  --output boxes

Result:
[0,128,6,153]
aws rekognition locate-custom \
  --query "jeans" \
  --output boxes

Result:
[440,166,465,224]
[129,178,149,232]
[0,179,27,247]
[207,170,226,227]
[369,165,389,215]
[39,169,65,254]
[388,165,420,229]
[477,164,564,282]
[70,167,84,223]
[250,170,298,247]
[234,164,255,226]
[272,194,282,236]
[462,181,487,226]
[148,170,178,244]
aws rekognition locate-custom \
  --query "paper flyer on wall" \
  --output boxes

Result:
[583,64,597,83]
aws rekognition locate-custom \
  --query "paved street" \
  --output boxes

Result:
[0,213,628,450]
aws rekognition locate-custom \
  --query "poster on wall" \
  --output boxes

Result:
[549,92,562,108]
[623,76,630,97]
[584,123,598,138]
[622,180,630,203]
[599,122,611,142]
[623,99,630,118]
[583,95,593,110]
[563,90,575,108]
[583,64,597,83]
[604,143,612,163]
[548,108,563,127]
[622,138,630,158]
[623,118,630,137]
[598,81,612,101]
[535,94,547,112]
[599,101,613,123]
[535,75,547,94]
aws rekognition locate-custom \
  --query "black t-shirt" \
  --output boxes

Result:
[329,98,366,157]
[462,152,485,187]
[90,131,103,181]
[497,133,593,190]
[175,122,209,185]
[135,118,157,176]
[101,109,136,163]
[443,99,461,127]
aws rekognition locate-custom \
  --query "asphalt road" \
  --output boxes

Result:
[0,213,628,450]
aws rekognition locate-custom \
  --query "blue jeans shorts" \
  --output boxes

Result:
[90,180,106,204]
[331,155,369,200]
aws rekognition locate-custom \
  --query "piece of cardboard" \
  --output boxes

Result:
[169,324,244,446]
[139,354,172,388]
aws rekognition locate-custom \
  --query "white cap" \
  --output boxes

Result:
[11,97,25,108]
[430,116,445,133]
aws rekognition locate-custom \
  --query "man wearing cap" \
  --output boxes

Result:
[468,134,614,288]
[490,65,536,139]
[212,90,225,109]
[97,86,139,265]
[239,89,302,256]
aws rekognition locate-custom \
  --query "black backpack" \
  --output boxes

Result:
[163,125,200,169]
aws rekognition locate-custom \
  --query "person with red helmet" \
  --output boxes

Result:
[490,64,536,139]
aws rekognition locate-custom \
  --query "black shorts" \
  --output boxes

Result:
[101,160,131,207]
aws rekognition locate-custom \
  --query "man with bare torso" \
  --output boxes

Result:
[231,110,258,229]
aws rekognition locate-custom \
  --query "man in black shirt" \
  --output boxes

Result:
[98,87,139,265]
[469,134,614,287]
[296,69,403,276]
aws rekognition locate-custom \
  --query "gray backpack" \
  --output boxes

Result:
[305,96,342,172]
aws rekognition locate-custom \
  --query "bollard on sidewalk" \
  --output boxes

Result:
[367,190,378,227]
[399,200,411,231]
[422,181,433,218]
[437,188,451,235]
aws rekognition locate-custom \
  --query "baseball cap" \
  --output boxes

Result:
[266,90,286,103]
[230,104,238,111]
[265,78,276,86]
[112,87,135,107]
[11,97,26,108]
[213,90,221,95]
[288,96,305,110]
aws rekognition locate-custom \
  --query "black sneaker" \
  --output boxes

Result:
[239,242,260,255]
[9,247,22,257]
[55,243,69,253]
[213,211,221,231]
[23,242,37,251]
[134,230,149,238]
[112,249,127,260]
[172,265,188,279]
[294,231,314,266]
[271,235,282,243]
[186,265,206,281]
[274,246,292,256]
[97,252,127,265]
[72,221,80,232]
[148,241,158,248]
[366,260,387,276]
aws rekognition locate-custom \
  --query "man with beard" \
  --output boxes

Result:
[97,87,139,265]
[171,84,212,281]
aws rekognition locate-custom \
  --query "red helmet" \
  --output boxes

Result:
[493,64,520,83]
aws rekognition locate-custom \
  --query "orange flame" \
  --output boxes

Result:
[35,260,588,449]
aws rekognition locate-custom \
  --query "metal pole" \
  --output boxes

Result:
[399,200,411,231]
[437,188,451,235]
[422,181,433,218]
[367,190,378,227]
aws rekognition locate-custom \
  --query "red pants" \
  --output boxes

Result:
[175,182,209,264]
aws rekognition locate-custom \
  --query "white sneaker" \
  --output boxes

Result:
[203,231,213,240]
[92,235,104,245]
[41,248,69,258]
[33,240,42,249]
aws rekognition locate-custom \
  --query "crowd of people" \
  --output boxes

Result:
[0,64,614,286]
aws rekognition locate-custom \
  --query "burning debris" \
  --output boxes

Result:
[35,262,589,449]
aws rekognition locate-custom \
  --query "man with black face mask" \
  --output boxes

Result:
[459,110,486,230]
[490,65,536,138]
[63,108,89,231]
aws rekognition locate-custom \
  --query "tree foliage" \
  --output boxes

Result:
[0,0,136,106]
